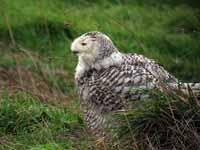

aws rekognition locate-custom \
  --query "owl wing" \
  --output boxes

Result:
[81,63,157,136]
[81,53,178,137]
[86,53,179,111]
[122,53,177,82]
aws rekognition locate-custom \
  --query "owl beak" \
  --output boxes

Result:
[72,50,79,55]
[71,39,80,55]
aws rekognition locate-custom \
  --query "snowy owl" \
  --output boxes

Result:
[71,31,200,137]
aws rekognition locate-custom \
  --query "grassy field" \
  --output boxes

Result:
[0,0,200,149]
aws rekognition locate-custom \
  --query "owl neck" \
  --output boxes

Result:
[75,52,123,81]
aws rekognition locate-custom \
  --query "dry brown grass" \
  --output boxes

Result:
[0,49,75,106]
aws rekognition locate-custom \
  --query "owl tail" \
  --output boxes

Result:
[168,82,200,100]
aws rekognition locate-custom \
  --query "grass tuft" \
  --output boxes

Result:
[113,90,200,150]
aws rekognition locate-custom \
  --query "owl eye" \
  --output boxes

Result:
[81,42,87,46]
[91,37,96,41]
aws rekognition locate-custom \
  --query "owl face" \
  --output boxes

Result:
[71,32,99,55]
[71,31,115,64]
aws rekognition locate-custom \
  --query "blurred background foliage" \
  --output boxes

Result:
[1,0,200,81]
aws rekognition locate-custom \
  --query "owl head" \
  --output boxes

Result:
[71,31,118,64]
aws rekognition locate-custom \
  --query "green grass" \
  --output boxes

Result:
[0,0,200,149]
[1,0,200,80]
[0,92,93,150]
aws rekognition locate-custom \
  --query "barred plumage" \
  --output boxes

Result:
[71,31,200,137]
